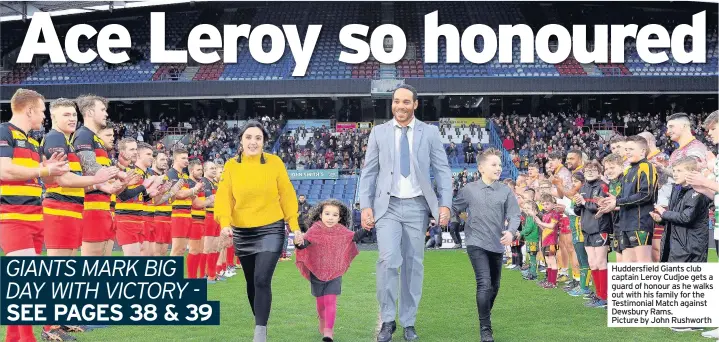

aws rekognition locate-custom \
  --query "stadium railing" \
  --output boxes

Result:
[487,120,519,180]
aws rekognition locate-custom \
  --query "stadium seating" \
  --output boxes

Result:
[22,12,200,85]
[291,178,358,207]
[1,4,716,85]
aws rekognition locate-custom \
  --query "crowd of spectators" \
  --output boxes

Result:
[277,126,370,171]
[492,110,714,173]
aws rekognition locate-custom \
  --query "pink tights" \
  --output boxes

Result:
[315,295,337,332]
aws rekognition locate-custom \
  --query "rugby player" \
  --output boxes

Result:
[1,89,70,342]
[187,159,214,278]
[73,95,126,257]
[114,138,162,256]
[148,150,172,256]
[40,98,118,257]
[135,142,163,256]
[201,161,221,282]
[161,148,204,275]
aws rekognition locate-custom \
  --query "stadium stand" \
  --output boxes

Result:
[2,2,716,85]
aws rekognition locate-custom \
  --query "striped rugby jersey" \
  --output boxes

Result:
[40,129,84,219]
[0,122,43,222]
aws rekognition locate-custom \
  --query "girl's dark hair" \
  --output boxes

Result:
[236,120,270,164]
[305,199,351,228]
[572,172,585,183]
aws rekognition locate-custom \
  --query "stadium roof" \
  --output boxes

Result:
[0,1,195,22]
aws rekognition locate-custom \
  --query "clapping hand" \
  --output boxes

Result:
[93,166,119,183]
[43,152,70,176]
[686,171,710,188]
[650,212,662,223]
[653,204,666,216]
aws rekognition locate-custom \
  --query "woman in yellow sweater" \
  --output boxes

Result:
[215,121,301,342]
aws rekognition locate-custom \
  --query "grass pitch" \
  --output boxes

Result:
[2,249,717,341]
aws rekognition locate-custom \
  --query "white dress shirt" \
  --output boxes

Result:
[391,118,423,198]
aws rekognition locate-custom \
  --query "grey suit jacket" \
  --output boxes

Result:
[359,119,453,221]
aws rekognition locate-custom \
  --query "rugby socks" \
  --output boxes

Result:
[199,253,207,278]
[18,325,35,342]
[226,246,234,267]
[207,252,218,279]
[591,269,607,300]
[597,269,608,300]
[6,326,19,341]
[548,268,558,285]
[187,253,200,279]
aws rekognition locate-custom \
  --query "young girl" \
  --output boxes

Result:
[294,199,366,342]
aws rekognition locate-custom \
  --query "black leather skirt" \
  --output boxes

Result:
[232,220,286,257]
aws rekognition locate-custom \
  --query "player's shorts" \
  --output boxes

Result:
[542,244,558,256]
[116,216,145,246]
[616,230,652,253]
[171,217,192,239]
[0,220,43,254]
[585,232,610,248]
[190,220,204,240]
[652,225,664,241]
[154,219,172,244]
[526,241,539,254]
[82,210,114,242]
[144,219,155,243]
[204,214,220,237]
[43,198,83,249]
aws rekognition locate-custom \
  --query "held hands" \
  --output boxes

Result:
[438,207,450,227]
[361,208,375,230]
[221,228,232,239]
[293,230,304,245]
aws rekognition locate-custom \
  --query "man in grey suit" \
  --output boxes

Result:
[359,85,453,342]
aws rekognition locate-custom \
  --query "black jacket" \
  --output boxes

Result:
[659,185,712,263]
[574,179,612,235]
[616,159,658,232]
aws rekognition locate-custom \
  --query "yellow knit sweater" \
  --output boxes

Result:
[214,152,299,231]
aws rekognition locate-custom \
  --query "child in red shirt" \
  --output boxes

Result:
[532,194,562,288]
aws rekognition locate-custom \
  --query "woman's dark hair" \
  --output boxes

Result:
[305,199,351,228]
[236,120,270,164]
